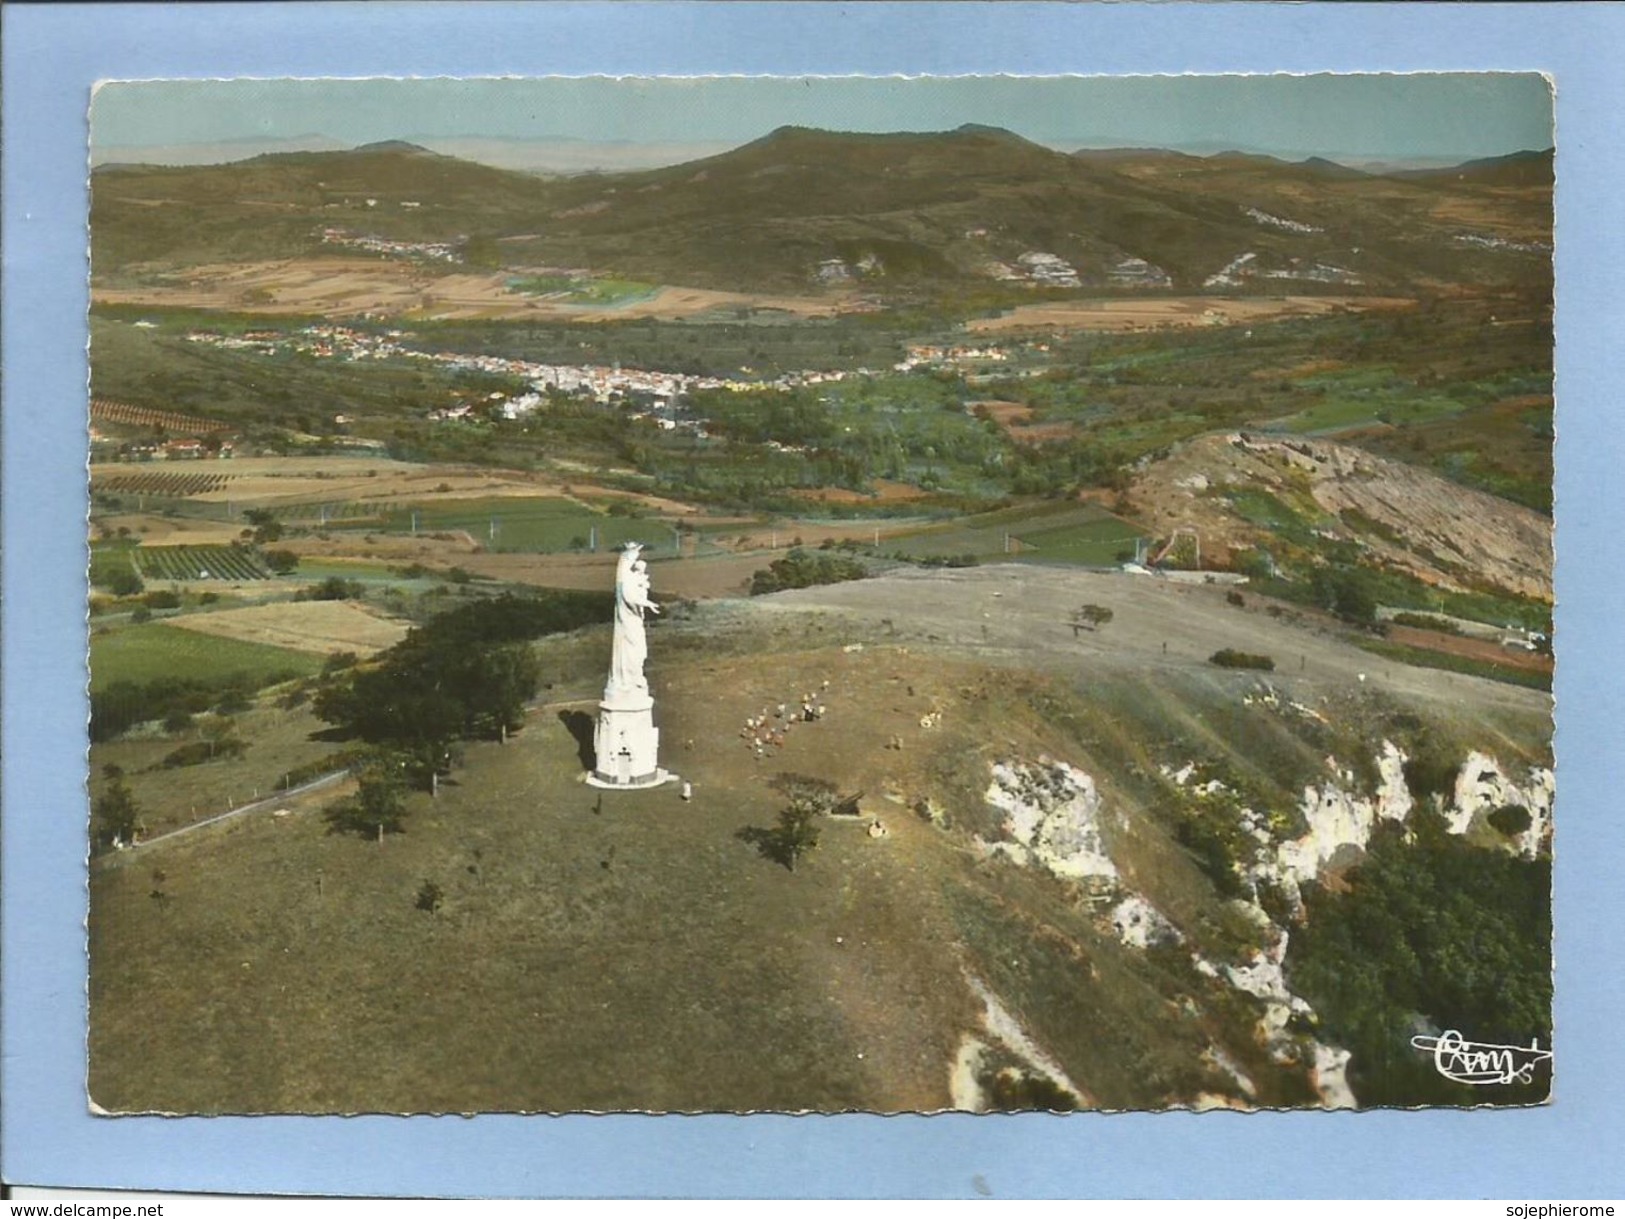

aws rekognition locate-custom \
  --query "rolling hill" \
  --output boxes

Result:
[92,126,1552,297]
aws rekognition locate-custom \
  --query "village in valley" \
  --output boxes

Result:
[85,75,1555,1116]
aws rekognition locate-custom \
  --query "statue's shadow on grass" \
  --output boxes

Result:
[557,709,596,772]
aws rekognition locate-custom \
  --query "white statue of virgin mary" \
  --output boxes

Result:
[609,542,659,696]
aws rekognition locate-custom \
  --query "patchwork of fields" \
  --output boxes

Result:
[164,600,410,657]
[90,622,321,691]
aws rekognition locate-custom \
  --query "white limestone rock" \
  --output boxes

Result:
[986,760,1117,882]
[1449,751,1554,854]
[1110,895,1183,949]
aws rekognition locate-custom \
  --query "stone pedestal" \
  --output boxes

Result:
[587,689,670,789]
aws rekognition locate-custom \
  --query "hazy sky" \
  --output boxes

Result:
[92,73,1554,163]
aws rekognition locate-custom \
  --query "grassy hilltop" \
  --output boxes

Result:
[91,574,1551,1113]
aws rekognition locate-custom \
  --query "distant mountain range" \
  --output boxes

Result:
[91,131,1545,177]
[91,125,1553,297]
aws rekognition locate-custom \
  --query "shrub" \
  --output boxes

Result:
[102,568,145,597]
[414,880,444,914]
[143,589,182,610]
[325,759,408,838]
[984,1068,1078,1113]
[769,773,839,816]
[322,651,359,676]
[1070,604,1114,632]
[1488,803,1533,837]
[1311,565,1380,625]
[161,738,247,768]
[130,606,153,624]
[296,576,366,601]
[1210,648,1274,671]
[1402,740,1461,803]
[276,749,369,791]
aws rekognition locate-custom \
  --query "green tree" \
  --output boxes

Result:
[197,713,240,755]
[774,804,821,871]
[315,595,593,786]
[326,756,409,839]
[1312,565,1380,625]
[101,567,144,597]
[93,766,143,849]
[242,508,284,545]
[463,643,541,742]
[740,802,823,872]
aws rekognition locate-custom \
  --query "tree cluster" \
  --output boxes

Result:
[1287,824,1551,1106]
[749,548,868,596]
[313,593,603,793]
[92,671,295,742]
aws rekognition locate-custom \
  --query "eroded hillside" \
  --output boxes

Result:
[1124,433,1552,601]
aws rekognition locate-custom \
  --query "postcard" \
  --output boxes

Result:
[83,72,1555,1118]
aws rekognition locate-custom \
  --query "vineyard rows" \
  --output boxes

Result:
[95,470,237,497]
[135,546,273,582]
[91,397,232,436]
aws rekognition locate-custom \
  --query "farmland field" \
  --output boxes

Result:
[508,275,659,308]
[135,545,272,581]
[90,540,141,588]
[92,257,846,321]
[91,397,233,435]
[890,502,1147,566]
[1263,394,1467,435]
[1007,517,1152,566]
[963,295,1412,334]
[163,600,411,657]
[94,469,237,498]
[90,622,321,691]
[261,501,391,527]
[377,497,681,554]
